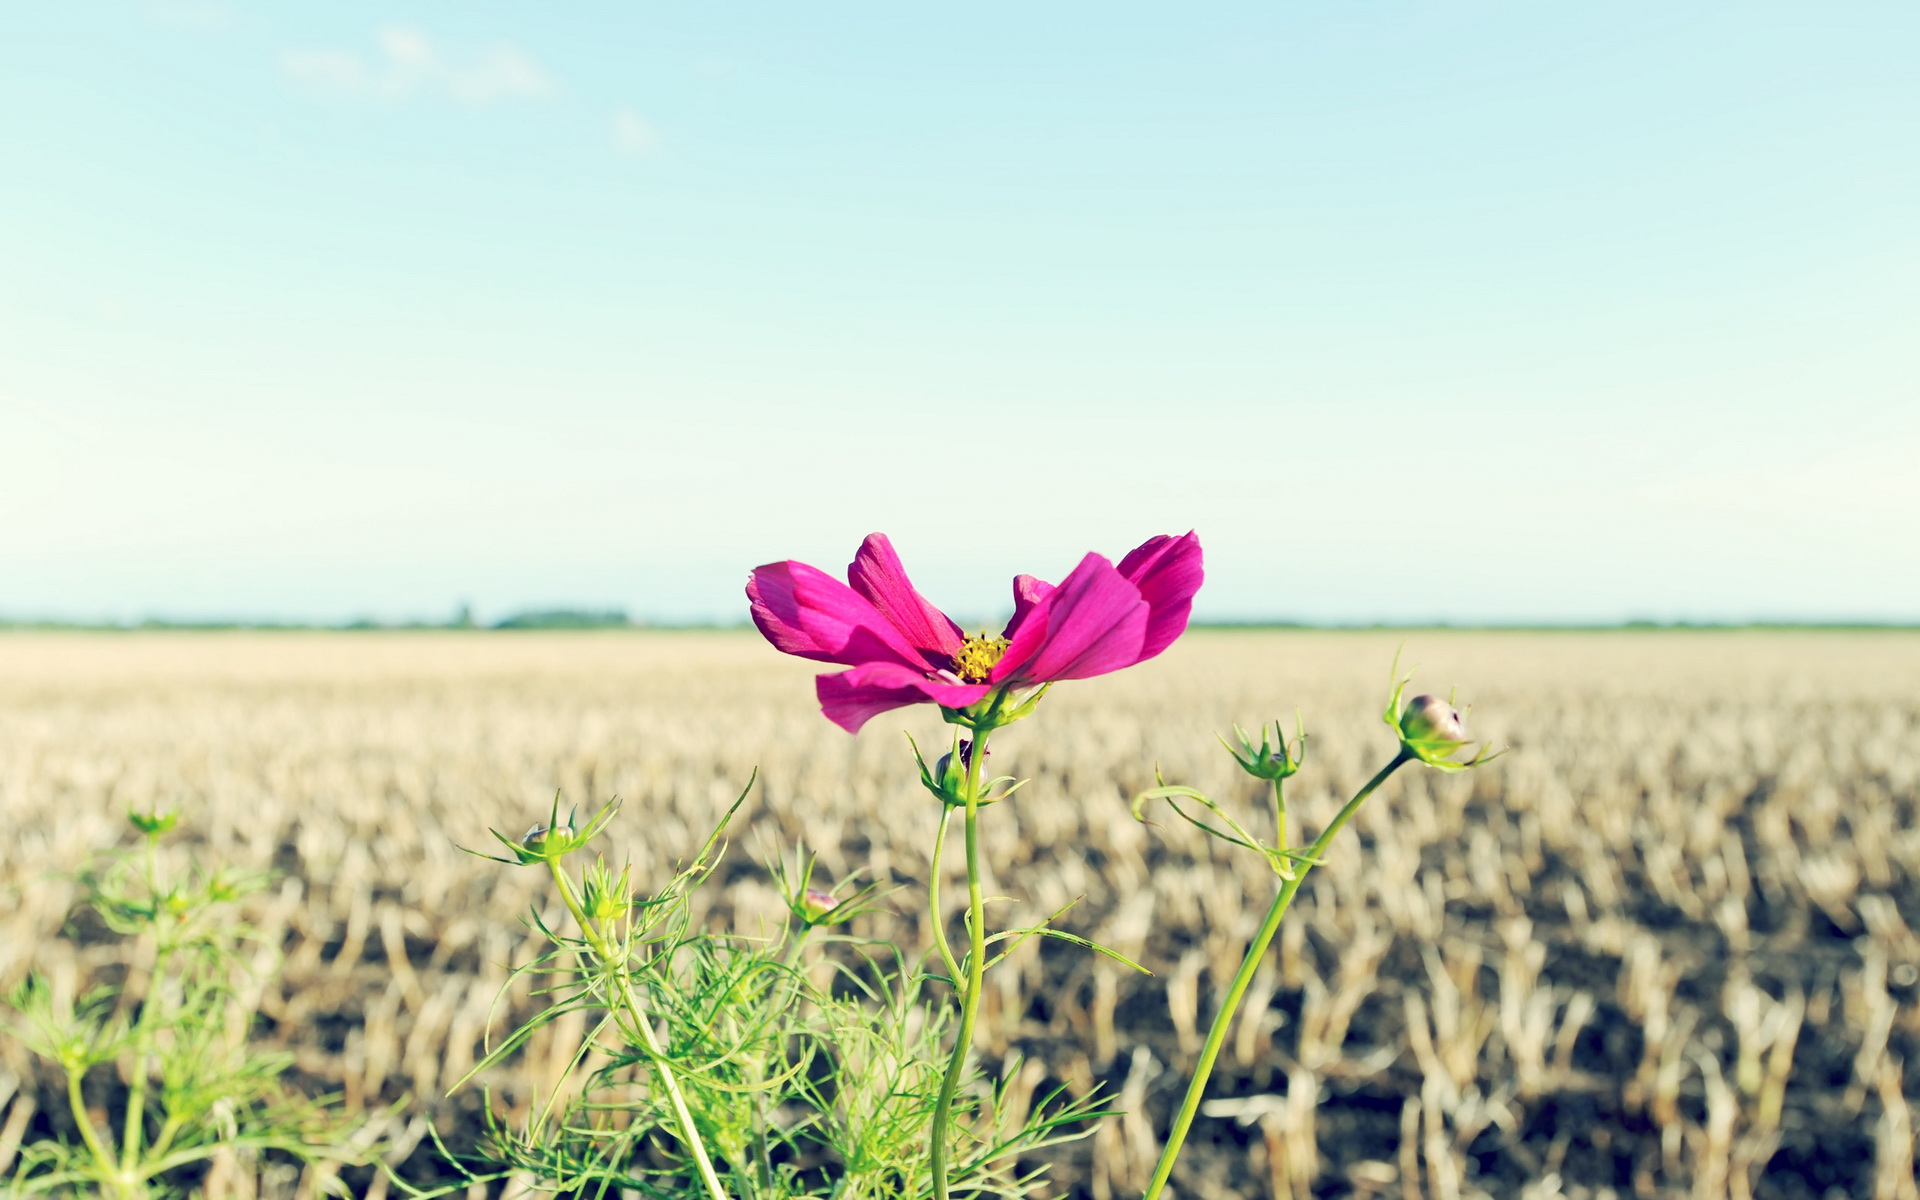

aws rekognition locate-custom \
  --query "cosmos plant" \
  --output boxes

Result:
[748,532,1204,1199]
[745,533,1499,1200]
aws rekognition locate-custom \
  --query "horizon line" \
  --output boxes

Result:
[3,617,1917,634]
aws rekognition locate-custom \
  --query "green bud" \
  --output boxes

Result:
[521,821,575,854]
[1400,694,1466,747]
[787,878,892,927]
[580,858,633,923]
[908,733,1028,809]
[1221,719,1304,782]
[908,733,970,806]
[1382,654,1502,773]
[473,796,622,867]
[800,887,842,924]
[128,809,177,837]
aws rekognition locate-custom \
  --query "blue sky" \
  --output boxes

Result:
[2,2,1915,624]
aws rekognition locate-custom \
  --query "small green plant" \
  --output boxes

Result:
[414,784,1110,1199]
[1129,653,1501,1200]
[2,810,374,1199]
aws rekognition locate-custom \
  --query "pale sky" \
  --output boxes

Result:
[2,3,1916,625]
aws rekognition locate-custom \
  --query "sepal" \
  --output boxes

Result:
[128,808,178,837]
[579,856,633,923]
[1220,715,1305,782]
[908,732,1026,807]
[468,793,621,866]
[768,848,897,927]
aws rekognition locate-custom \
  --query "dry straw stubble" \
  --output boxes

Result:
[0,629,1915,1199]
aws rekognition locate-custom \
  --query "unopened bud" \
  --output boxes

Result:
[800,887,841,923]
[1382,656,1501,774]
[935,739,986,779]
[521,822,574,853]
[478,798,616,867]
[1399,695,1466,746]
[1222,720,1303,782]
[911,732,1022,809]
[581,858,633,922]
[128,809,177,837]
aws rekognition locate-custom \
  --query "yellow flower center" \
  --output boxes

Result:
[953,632,1009,683]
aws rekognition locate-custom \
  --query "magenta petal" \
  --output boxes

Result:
[1115,531,1204,660]
[847,534,965,664]
[746,560,932,669]
[1000,574,1055,642]
[815,663,992,734]
[993,553,1149,683]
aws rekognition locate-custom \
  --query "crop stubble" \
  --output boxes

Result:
[0,630,1914,1199]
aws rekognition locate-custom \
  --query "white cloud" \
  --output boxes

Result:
[612,109,657,155]
[282,26,553,105]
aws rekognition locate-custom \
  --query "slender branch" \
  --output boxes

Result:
[546,860,733,1200]
[143,1112,185,1168]
[121,837,168,1176]
[1139,751,1411,1200]
[121,936,175,1178]
[750,922,815,1198]
[1269,775,1287,850]
[64,1067,126,1197]
[927,806,964,987]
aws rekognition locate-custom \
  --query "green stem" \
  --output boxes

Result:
[750,923,815,1198]
[547,860,733,1200]
[929,716,996,1200]
[120,938,173,1177]
[65,1067,130,1197]
[142,1113,184,1168]
[121,836,166,1175]
[1139,752,1410,1200]
[927,806,964,986]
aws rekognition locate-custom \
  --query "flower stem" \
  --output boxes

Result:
[750,923,816,1197]
[1139,751,1410,1200]
[927,806,964,987]
[120,835,170,1186]
[546,860,732,1200]
[64,1068,111,1164]
[119,939,171,1178]
[929,720,995,1200]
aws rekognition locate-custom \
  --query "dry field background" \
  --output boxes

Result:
[0,629,1915,1200]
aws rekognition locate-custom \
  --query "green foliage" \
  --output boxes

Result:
[1,813,376,1199]
[490,609,632,631]
[409,787,1108,1199]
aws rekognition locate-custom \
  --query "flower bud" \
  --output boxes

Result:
[128,809,177,837]
[800,887,841,923]
[1399,695,1466,747]
[521,822,575,854]
[581,858,633,922]
[476,797,621,867]
[1221,720,1303,783]
[935,739,986,778]
[1382,662,1501,773]
[909,733,971,806]
[909,733,1025,809]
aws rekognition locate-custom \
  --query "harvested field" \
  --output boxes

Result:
[0,629,1916,1199]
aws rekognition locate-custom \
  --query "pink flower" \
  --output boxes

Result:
[746,532,1203,733]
